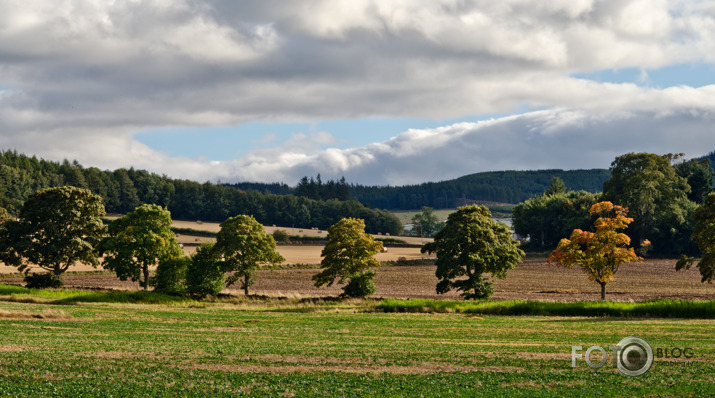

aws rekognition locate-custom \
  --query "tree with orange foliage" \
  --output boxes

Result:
[548,202,642,300]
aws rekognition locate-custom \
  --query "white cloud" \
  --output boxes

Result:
[0,0,714,185]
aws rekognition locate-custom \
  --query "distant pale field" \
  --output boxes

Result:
[0,218,433,274]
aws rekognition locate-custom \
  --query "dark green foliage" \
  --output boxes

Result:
[675,158,714,204]
[512,190,599,251]
[294,175,350,201]
[342,271,377,298]
[0,151,401,235]
[349,169,611,209]
[422,205,524,300]
[186,243,225,297]
[543,176,566,196]
[0,186,106,275]
[602,153,694,255]
[24,273,64,289]
[272,229,290,243]
[152,256,191,296]
[676,193,715,283]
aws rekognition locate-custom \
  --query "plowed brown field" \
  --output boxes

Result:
[1,258,711,302]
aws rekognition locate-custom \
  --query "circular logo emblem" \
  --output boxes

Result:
[614,336,653,376]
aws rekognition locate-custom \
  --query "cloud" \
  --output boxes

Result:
[205,100,715,185]
[0,0,714,184]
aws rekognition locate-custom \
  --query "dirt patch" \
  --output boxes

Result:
[0,345,24,352]
[0,309,74,320]
[1,259,711,302]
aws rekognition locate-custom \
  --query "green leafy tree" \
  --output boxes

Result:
[100,204,182,290]
[313,218,383,297]
[421,205,524,300]
[186,243,225,297]
[549,202,642,300]
[214,215,284,296]
[410,207,444,238]
[512,190,599,251]
[676,193,715,283]
[0,187,106,277]
[602,153,692,253]
[675,158,714,204]
[544,177,567,196]
[152,256,191,296]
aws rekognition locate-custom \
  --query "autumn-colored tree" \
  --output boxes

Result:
[676,193,715,283]
[214,215,284,296]
[313,218,383,297]
[548,202,641,300]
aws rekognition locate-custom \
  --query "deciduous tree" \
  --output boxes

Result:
[422,205,524,300]
[100,204,182,290]
[0,187,106,277]
[548,202,641,300]
[602,153,692,253]
[410,207,444,238]
[214,215,284,296]
[186,243,225,297]
[676,193,715,283]
[313,218,383,297]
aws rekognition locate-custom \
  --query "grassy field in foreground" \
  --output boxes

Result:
[0,297,713,397]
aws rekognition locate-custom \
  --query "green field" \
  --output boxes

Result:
[0,294,712,397]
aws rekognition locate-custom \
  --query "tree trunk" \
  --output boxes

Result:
[143,265,149,291]
[600,282,606,301]
[53,265,62,276]
[243,275,249,296]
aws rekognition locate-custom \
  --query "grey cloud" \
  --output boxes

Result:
[0,0,714,184]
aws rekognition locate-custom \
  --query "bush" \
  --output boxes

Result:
[24,273,64,289]
[272,229,291,243]
[152,256,190,296]
[186,243,225,297]
[342,271,377,298]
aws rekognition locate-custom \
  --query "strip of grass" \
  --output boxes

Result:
[377,298,715,318]
[0,284,194,305]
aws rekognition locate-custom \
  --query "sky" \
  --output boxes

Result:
[1,0,715,186]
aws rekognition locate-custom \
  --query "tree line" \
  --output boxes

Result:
[0,151,401,235]
[232,169,613,209]
[513,153,714,257]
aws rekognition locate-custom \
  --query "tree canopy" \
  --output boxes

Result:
[676,193,715,283]
[214,215,284,296]
[422,205,524,300]
[410,207,444,238]
[548,202,641,300]
[100,204,182,290]
[0,186,106,276]
[512,190,599,251]
[602,153,692,254]
[313,218,383,297]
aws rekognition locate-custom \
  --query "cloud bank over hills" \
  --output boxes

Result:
[1,0,714,184]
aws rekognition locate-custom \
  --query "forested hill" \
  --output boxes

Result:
[700,150,715,165]
[0,151,402,235]
[234,169,612,210]
[348,169,611,209]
